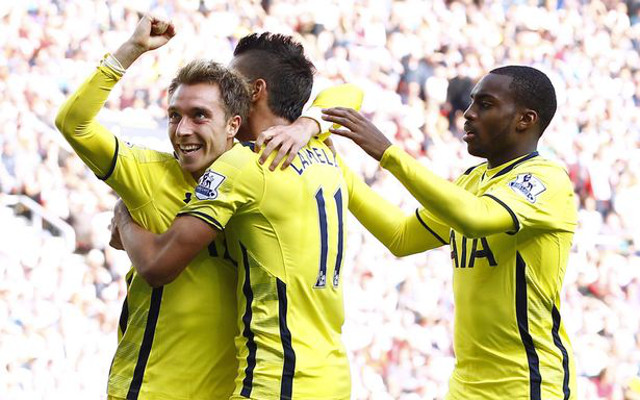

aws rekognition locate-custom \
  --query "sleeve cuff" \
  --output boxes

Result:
[379,145,404,168]
[301,107,331,137]
[99,53,125,80]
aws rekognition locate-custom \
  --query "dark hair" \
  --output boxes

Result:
[233,32,315,122]
[168,59,251,122]
[489,65,557,134]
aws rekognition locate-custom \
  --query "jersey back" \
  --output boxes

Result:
[180,140,350,400]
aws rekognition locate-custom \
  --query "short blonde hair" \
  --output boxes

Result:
[168,59,250,122]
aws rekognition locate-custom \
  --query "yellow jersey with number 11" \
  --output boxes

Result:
[180,139,350,400]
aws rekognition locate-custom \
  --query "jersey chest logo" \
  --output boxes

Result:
[195,170,226,200]
[508,173,546,203]
[450,231,498,268]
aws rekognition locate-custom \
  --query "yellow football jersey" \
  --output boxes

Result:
[179,140,350,400]
[377,146,577,399]
[444,152,577,400]
[56,65,238,399]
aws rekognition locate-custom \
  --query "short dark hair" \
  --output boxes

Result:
[233,32,315,122]
[489,65,557,134]
[168,59,251,122]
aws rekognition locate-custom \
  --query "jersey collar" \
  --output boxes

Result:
[483,151,539,181]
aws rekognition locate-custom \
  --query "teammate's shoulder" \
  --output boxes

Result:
[216,142,259,165]
[204,142,261,178]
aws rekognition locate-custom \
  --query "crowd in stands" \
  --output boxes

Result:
[1,0,639,398]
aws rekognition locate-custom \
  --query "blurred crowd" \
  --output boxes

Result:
[1,0,639,399]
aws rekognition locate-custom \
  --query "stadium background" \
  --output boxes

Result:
[1,0,639,398]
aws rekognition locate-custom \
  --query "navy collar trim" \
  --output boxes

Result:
[491,151,539,180]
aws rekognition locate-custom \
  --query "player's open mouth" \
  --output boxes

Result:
[179,144,202,154]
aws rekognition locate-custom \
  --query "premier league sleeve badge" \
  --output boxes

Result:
[195,170,226,200]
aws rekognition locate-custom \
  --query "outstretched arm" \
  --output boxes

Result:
[255,84,364,170]
[324,107,515,238]
[54,60,121,177]
[112,200,216,287]
[54,14,175,178]
[341,160,448,256]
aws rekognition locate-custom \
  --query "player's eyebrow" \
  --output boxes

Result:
[469,92,502,103]
[190,107,211,116]
[166,106,211,116]
[470,93,499,101]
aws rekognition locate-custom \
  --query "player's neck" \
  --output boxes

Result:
[486,136,538,169]
[487,148,537,169]
[247,111,291,140]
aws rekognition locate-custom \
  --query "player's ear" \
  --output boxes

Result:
[251,79,267,102]
[516,109,538,132]
[227,115,242,139]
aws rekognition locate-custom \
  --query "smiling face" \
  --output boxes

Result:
[168,82,239,179]
[462,73,521,167]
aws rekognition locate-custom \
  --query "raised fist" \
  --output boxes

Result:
[128,13,176,52]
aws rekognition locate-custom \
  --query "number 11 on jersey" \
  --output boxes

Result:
[314,188,344,289]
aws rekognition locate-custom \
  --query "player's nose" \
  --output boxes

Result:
[176,118,194,137]
[463,103,476,121]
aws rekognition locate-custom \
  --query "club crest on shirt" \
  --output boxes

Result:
[195,170,226,200]
[508,173,546,203]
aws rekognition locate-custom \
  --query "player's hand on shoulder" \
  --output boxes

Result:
[128,13,176,53]
[255,117,318,171]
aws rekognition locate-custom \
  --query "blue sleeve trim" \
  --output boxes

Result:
[177,211,224,231]
[98,136,119,181]
[483,194,520,235]
[415,209,447,245]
